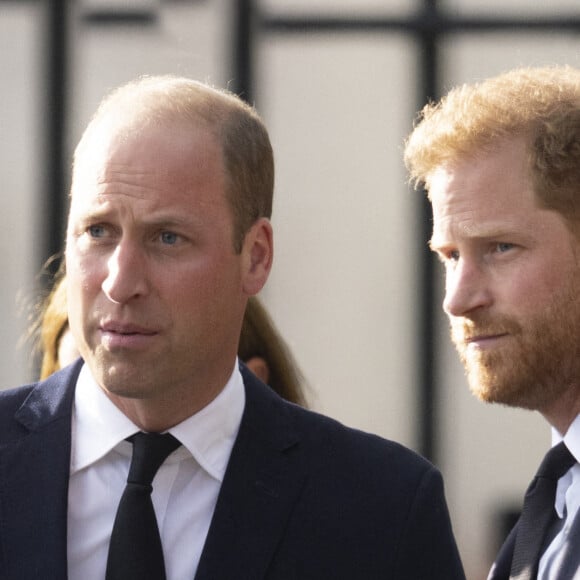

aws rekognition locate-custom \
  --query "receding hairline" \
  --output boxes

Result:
[75,76,254,154]
[71,74,275,252]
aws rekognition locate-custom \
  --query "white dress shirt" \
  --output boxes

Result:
[67,361,245,580]
[538,413,580,579]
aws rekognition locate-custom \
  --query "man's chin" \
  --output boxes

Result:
[468,380,505,404]
[462,355,521,405]
[465,363,511,403]
[467,375,541,410]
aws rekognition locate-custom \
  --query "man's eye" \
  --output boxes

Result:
[496,242,514,253]
[160,231,179,245]
[448,249,460,262]
[88,224,107,238]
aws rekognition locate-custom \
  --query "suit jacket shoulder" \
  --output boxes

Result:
[197,365,465,580]
[0,362,80,580]
[0,362,465,580]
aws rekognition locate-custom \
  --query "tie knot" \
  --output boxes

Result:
[127,432,181,486]
[536,441,576,481]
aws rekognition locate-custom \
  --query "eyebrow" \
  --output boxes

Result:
[428,222,528,252]
[142,213,200,227]
[433,222,522,242]
[75,201,198,223]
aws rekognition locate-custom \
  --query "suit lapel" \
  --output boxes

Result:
[195,366,307,580]
[488,524,517,580]
[0,363,80,579]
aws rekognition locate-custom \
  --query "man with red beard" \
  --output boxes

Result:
[405,66,580,580]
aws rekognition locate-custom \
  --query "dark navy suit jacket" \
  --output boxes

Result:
[488,526,516,579]
[0,360,465,579]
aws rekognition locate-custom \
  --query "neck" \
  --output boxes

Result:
[541,385,580,436]
[104,376,229,432]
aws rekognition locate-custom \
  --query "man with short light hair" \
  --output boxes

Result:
[0,75,464,579]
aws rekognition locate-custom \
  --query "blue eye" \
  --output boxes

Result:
[88,224,106,238]
[160,231,178,245]
[496,242,514,253]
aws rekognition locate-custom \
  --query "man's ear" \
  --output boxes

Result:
[241,217,273,295]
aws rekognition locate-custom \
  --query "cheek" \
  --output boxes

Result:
[179,253,243,293]
[69,246,103,285]
[66,254,104,318]
[502,258,572,314]
[166,260,244,321]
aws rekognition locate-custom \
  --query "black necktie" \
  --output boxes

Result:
[510,442,576,580]
[106,432,181,580]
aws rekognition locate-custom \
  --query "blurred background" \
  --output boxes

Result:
[3,0,580,577]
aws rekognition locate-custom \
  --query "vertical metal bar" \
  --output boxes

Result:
[231,0,254,103]
[416,0,440,463]
[43,0,69,281]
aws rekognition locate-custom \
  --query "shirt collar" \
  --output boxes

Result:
[552,414,580,463]
[551,414,580,518]
[70,360,245,483]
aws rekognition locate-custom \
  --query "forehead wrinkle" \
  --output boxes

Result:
[435,201,522,235]
[72,164,159,203]
[98,163,160,193]
[73,189,208,233]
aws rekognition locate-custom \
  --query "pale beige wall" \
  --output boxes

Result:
[0,5,43,386]
[2,2,580,579]
[257,32,418,448]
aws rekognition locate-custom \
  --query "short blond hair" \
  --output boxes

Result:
[404,66,580,222]
[73,75,274,252]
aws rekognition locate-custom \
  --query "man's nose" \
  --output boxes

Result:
[102,241,149,304]
[443,259,492,317]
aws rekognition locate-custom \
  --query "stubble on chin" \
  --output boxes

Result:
[456,343,532,407]
[450,316,527,406]
[460,346,574,412]
[449,279,580,412]
[87,348,150,400]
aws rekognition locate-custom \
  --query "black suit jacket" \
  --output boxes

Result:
[488,525,516,580]
[0,360,465,579]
